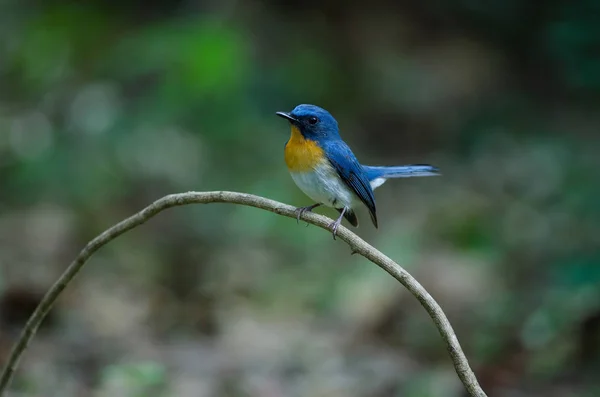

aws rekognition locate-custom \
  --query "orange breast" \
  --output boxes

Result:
[284,125,325,172]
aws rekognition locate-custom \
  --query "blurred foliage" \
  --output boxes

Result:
[0,1,599,396]
[99,361,167,397]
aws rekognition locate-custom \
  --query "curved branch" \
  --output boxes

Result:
[0,191,487,397]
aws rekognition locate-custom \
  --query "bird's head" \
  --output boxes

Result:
[276,104,340,141]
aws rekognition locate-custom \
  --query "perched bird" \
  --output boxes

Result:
[276,104,440,239]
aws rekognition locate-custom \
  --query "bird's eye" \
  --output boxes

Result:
[308,116,319,125]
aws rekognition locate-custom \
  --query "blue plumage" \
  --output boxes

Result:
[322,139,378,228]
[363,164,440,180]
[276,104,440,239]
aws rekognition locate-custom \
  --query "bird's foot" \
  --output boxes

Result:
[328,208,347,240]
[295,203,321,225]
[328,219,342,240]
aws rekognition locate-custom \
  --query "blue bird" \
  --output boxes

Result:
[276,104,439,239]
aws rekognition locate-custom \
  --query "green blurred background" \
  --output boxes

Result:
[1,1,599,396]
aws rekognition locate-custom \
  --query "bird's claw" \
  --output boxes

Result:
[295,207,310,226]
[295,204,320,226]
[328,220,341,240]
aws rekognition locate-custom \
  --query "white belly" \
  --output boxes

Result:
[289,162,356,209]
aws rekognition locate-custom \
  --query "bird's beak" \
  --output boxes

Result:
[275,111,298,123]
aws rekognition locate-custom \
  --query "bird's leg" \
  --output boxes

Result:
[328,207,347,240]
[295,203,321,224]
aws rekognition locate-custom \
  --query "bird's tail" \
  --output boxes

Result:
[363,164,440,179]
[363,164,440,189]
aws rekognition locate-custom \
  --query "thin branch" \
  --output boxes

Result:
[0,191,487,397]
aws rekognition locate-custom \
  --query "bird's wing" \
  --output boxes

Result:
[322,140,378,228]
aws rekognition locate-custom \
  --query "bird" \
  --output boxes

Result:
[276,104,440,239]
